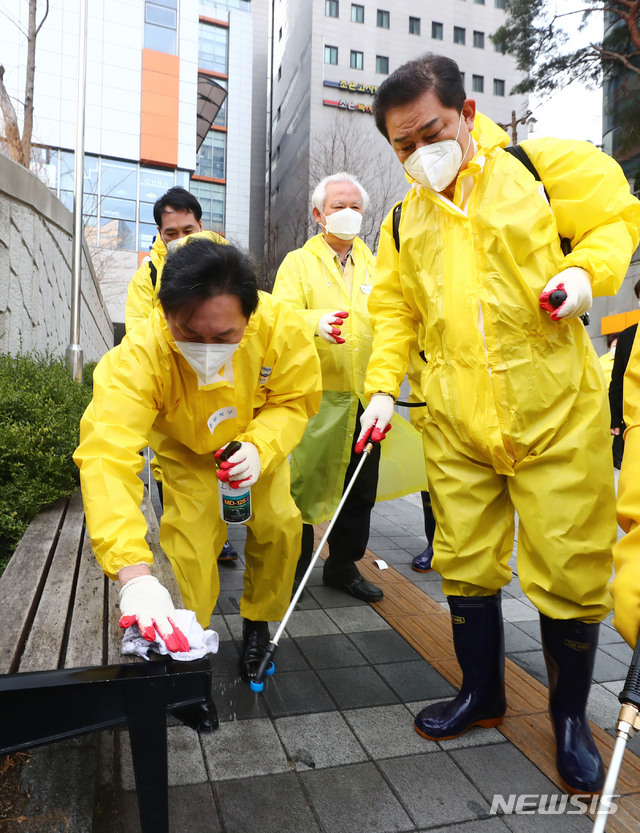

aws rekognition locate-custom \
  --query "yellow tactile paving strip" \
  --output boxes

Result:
[313,527,640,831]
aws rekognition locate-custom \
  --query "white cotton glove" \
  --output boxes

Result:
[354,393,395,454]
[317,310,349,344]
[215,441,261,488]
[539,267,593,321]
[119,575,189,653]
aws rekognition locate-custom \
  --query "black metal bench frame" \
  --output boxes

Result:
[0,492,216,833]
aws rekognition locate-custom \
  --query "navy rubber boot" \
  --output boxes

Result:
[540,614,604,794]
[412,543,434,572]
[415,593,506,740]
[218,540,239,561]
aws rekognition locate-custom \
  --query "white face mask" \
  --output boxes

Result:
[175,341,239,387]
[165,237,182,253]
[403,114,470,192]
[321,207,363,240]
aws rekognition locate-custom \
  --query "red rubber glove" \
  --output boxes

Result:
[318,311,349,344]
[119,575,190,653]
[354,393,394,454]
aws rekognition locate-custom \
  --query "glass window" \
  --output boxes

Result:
[350,50,363,70]
[198,23,228,73]
[376,55,389,74]
[101,218,136,251]
[100,196,137,222]
[409,16,420,35]
[196,131,226,179]
[144,0,176,53]
[453,26,466,44]
[474,0,485,4]
[493,78,505,96]
[101,159,137,200]
[145,3,176,26]
[495,0,505,7]
[325,45,338,64]
[325,0,339,16]
[351,3,364,22]
[432,21,443,40]
[472,74,484,93]
[84,155,99,195]
[213,78,228,127]
[377,9,389,28]
[139,201,156,224]
[473,30,485,48]
[139,222,158,251]
[494,39,506,53]
[190,179,225,234]
[139,166,175,204]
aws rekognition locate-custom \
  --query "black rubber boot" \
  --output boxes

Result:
[239,619,270,682]
[415,593,506,740]
[540,614,604,794]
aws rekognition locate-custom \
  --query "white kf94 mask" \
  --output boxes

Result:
[322,207,363,240]
[175,341,239,386]
[403,113,470,192]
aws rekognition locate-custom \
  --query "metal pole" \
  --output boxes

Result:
[66,0,88,383]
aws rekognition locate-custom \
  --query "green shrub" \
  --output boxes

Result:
[0,353,92,574]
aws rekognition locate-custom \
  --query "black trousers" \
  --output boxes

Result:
[296,405,381,582]
[421,490,436,544]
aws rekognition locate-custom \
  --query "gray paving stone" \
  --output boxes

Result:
[349,629,422,664]
[275,711,368,769]
[587,682,623,731]
[216,566,247,590]
[376,659,457,702]
[259,635,309,672]
[600,639,633,665]
[215,772,322,832]
[594,650,629,682]
[201,718,290,780]
[598,624,624,645]
[214,591,242,615]
[344,704,435,759]
[318,666,400,709]
[295,633,369,668]
[501,598,538,623]
[417,820,512,832]
[436,727,509,751]
[119,783,222,833]
[300,761,413,833]
[263,669,337,717]
[450,744,593,832]
[381,534,428,555]
[283,609,341,637]
[120,725,207,790]
[509,650,548,685]
[511,620,541,640]
[208,639,240,676]
[379,751,491,827]
[209,613,232,641]
[504,622,540,654]
[325,605,392,633]
[211,674,270,722]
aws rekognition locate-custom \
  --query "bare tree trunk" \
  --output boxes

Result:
[0,0,49,168]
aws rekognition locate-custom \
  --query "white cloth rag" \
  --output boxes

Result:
[121,608,219,661]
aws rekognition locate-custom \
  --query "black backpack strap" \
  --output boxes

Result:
[149,260,158,289]
[392,202,402,251]
[504,143,551,204]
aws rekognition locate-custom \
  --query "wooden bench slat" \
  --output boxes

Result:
[64,535,107,669]
[106,493,184,664]
[19,493,86,673]
[0,499,67,674]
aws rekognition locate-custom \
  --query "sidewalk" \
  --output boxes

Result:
[9,491,640,832]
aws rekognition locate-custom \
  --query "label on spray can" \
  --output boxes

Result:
[219,481,252,524]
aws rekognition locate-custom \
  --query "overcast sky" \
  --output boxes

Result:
[526,3,603,145]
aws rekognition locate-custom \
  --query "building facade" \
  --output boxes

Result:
[0,0,267,330]
[267,0,530,270]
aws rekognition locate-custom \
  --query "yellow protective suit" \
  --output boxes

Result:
[125,230,226,333]
[611,325,640,646]
[272,233,427,524]
[74,294,322,627]
[599,351,615,391]
[365,112,640,621]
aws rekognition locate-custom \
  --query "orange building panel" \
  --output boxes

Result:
[601,309,640,335]
[140,49,180,167]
